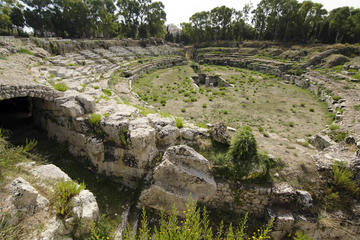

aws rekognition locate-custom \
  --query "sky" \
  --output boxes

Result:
[161,0,360,26]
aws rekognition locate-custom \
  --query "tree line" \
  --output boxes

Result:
[178,0,360,44]
[0,0,166,38]
[1,0,360,44]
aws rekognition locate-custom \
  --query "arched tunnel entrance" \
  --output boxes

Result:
[0,96,136,218]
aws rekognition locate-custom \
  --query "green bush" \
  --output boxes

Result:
[89,113,101,125]
[51,180,85,218]
[332,95,341,102]
[329,124,339,131]
[52,83,69,92]
[160,98,167,106]
[226,127,258,177]
[329,130,348,143]
[333,163,359,195]
[175,118,184,129]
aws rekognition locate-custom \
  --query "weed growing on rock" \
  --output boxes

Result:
[102,89,112,96]
[21,138,38,152]
[333,163,360,195]
[89,113,101,125]
[52,83,69,92]
[51,180,85,218]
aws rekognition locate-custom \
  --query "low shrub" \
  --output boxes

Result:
[329,130,348,143]
[52,83,69,92]
[329,124,340,131]
[175,118,184,129]
[332,95,341,102]
[51,180,85,218]
[226,127,258,177]
[89,113,101,125]
[160,98,166,106]
[333,163,359,195]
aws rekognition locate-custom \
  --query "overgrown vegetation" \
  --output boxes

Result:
[0,213,24,240]
[211,127,276,182]
[324,162,360,212]
[329,129,348,143]
[0,134,31,181]
[51,180,85,218]
[90,215,115,240]
[119,201,274,240]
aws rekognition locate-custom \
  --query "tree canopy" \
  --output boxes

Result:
[0,0,359,44]
[0,0,166,38]
[179,0,360,44]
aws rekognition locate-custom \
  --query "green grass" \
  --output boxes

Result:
[133,64,330,142]
[102,89,112,96]
[0,137,30,181]
[329,124,340,131]
[17,48,34,55]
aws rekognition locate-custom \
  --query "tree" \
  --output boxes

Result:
[210,6,233,40]
[146,1,166,38]
[0,0,14,34]
[328,7,351,43]
[10,5,24,32]
[23,0,52,36]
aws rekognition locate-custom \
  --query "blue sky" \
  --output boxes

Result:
[161,0,360,26]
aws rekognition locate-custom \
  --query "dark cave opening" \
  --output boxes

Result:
[0,97,33,130]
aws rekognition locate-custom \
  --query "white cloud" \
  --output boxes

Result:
[161,0,360,26]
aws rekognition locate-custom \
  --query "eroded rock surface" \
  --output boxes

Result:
[139,145,216,215]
